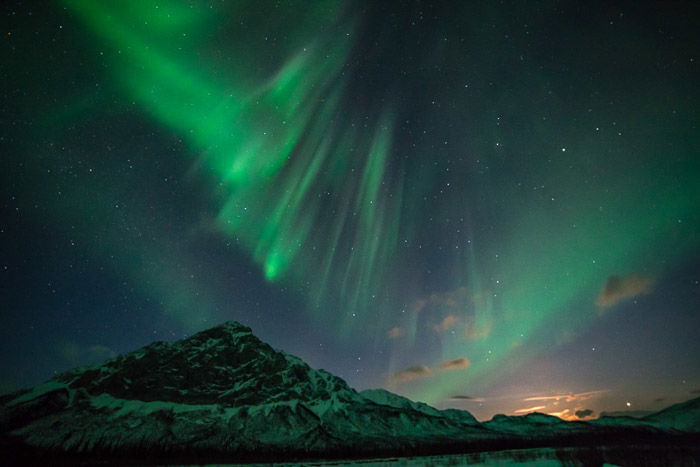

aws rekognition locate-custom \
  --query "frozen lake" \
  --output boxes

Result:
[179,445,700,466]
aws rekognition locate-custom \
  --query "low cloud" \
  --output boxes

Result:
[389,356,471,385]
[549,408,594,421]
[434,315,458,333]
[690,389,700,395]
[387,327,404,339]
[439,357,471,371]
[415,286,469,313]
[450,395,485,402]
[465,319,492,341]
[548,409,570,418]
[409,286,495,341]
[523,390,607,403]
[514,405,546,414]
[596,274,654,308]
[389,365,432,384]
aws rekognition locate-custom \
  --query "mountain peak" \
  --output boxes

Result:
[182,320,254,346]
[178,319,257,350]
[200,320,252,336]
[53,319,355,407]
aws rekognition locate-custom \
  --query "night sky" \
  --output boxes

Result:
[2,1,699,421]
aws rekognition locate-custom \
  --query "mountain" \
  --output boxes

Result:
[599,410,655,419]
[0,321,492,463]
[642,396,700,432]
[360,388,479,426]
[590,398,700,433]
[483,412,578,437]
[53,321,360,407]
[1,321,698,464]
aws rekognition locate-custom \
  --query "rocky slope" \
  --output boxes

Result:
[641,396,700,432]
[0,322,492,462]
[1,321,697,463]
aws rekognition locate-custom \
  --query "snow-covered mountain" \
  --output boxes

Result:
[641,396,700,432]
[360,388,480,426]
[483,412,580,436]
[1,321,698,464]
[0,321,492,462]
[56,321,360,407]
[589,397,700,433]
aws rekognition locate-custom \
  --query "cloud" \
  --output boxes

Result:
[416,286,469,313]
[690,389,700,395]
[654,397,666,403]
[596,274,654,308]
[514,405,546,414]
[409,286,494,340]
[389,365,432,384]
[450,395,486,402]
[555,331,576,346]
[439,357,471,371]
[465,320,492,340]
[413,298,429,314]
[551,408,595,421]
[434,315,458,333]
[388,356,470,386]
[548,409,570,418]
[60,342,116,365]
[523,390,607,403]
[387,327,404,339]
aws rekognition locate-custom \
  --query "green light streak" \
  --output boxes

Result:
[412,144,700,405]
[62,0,406,338]
[58,0,699,397]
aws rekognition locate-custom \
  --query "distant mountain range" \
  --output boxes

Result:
[1,321,698,464]
[599,410,655,419]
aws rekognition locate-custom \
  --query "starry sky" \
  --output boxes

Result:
[1,0,699,421]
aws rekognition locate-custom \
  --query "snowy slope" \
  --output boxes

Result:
[52,321,361,407]
[589,398,700,433]
[642,396,700,432]
[482,412,588,437]
[1,321,697,462]
[0,321,492,458]
[361,388,479,426]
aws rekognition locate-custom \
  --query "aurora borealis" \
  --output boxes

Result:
[2,0,699,420]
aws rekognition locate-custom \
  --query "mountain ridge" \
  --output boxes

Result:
[50,321,359,407]
[2,320,698,464]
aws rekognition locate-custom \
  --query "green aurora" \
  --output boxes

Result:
[4,0,698,416]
